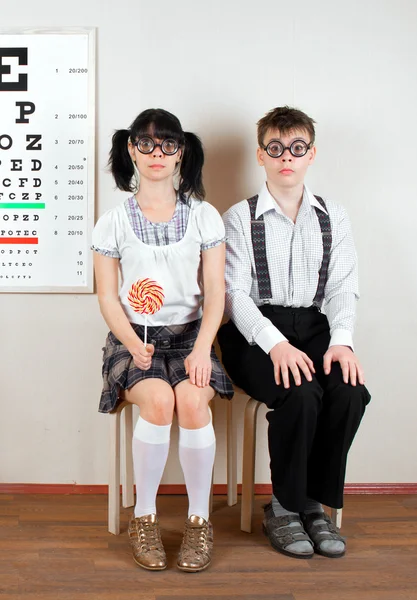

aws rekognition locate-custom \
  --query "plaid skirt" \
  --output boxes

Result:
[99,319,234,413]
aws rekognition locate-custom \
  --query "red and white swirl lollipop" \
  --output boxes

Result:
[128,277,164,345]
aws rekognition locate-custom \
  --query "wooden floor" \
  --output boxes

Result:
[1,494,416,600]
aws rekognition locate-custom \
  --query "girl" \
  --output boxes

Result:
[92,108,233,573]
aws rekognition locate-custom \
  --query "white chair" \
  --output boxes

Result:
[108,395,237,535]
[240,395,343,533]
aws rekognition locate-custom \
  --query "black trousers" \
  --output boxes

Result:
[217,306,371,512]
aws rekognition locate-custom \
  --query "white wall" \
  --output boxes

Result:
[1,0,416,486]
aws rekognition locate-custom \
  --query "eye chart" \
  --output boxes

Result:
[0,28,95,292]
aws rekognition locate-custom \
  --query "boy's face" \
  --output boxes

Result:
[257,128,316,189]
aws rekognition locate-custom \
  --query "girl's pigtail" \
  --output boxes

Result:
[108,129,136,191]
[179,132,205,200]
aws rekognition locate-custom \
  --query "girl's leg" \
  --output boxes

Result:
[125,378,175,517]
[174,380,215,572]
[175,380,215,520]
[124,378,175,571]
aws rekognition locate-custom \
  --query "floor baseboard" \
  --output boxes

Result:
[1,482,416,495]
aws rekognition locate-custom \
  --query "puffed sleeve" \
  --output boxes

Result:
[197,201,226,251]
[91,209,121,258]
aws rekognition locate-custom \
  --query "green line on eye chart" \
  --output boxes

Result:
[0,203,46,209]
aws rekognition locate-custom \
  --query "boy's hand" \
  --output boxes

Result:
[323,345,365,386]
[270,341,315,388]
[131,343,155,371]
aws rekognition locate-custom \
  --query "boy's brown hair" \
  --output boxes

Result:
[257,106,316,147]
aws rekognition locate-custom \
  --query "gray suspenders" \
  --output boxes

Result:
[247,194,332,307]
[247,196,272,300]
[311,195,332,307]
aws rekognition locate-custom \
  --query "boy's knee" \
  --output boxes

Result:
[269,377,322,413]
[338,382,371,414]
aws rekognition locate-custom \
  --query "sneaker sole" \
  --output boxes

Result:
[262,523,314,560]
[133,556,167,571]
[177,560,212,573]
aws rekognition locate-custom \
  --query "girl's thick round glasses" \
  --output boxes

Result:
[136,136,179,156]
[261,139,313,158]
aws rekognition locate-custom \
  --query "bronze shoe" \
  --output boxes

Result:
[128,513,167,570]
[177,514,213,572]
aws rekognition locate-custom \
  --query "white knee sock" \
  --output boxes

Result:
[132,416,171,518]
[178,421,216,521]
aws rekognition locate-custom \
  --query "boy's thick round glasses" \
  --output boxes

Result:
[136,136,179,156]
[261,139,313,158]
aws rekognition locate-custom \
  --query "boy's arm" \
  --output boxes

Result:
[323,205,365,385]
[223,207,288,354]
[224,206,315,388]
[324,205,359,349]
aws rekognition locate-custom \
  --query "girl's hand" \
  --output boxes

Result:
[131,343,155,371]
[184,347,212,387]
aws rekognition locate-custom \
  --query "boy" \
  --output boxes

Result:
[218,106,371,559]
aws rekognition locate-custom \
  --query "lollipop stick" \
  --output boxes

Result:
[144,315,148,347]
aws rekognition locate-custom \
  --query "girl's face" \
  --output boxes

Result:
[128,134,182,184]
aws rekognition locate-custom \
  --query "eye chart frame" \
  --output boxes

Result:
[0,27,95,293]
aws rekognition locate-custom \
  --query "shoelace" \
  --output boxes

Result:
[183,525,207,554]
[137,521,162,552]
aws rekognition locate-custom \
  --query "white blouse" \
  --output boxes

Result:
[92,198,226,326]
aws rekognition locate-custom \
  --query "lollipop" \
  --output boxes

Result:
[128,277,164,346]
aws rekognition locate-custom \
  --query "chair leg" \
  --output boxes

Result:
[241,398,261,533]
[331,507,343,529]
[108,408,121,535]
[226,400,237,506]
[122,403,135,509]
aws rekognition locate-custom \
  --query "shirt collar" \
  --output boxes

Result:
[255,182,328,219]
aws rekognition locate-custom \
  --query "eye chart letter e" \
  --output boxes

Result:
[0,28,95,292]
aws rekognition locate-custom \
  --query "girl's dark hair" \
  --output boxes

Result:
[109,108,205,200]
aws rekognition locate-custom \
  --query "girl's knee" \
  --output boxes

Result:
[142,390,175,424]
[175,387,212,428]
